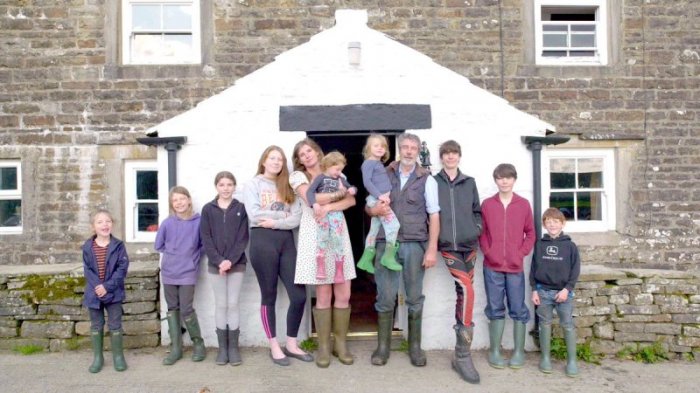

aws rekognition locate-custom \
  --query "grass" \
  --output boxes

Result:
[299,338,318,352]
[616,342,669,364]
[550,337,602,365]
[13,344,44,355]
[395,339,409,352]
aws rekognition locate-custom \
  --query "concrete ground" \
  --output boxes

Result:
[1,341,698,393]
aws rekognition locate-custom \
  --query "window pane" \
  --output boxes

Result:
[543,34,567,47]
[571,24,595,32]
[0,199,21,227]
[550,158,575,188]
[549,192,574,220]
[570,50,595,57]
[132,33,162,60]
[543,50,567,57]
[163,5,192,30]
[132,4,161,30]
[543,24,567,32]
[0,167,18,190]
[136,170,158,199]
[571,34,595,47]
[137,203,159,231]
[163,34,193,58]
[577,192,603,221]
[578,158,604,188]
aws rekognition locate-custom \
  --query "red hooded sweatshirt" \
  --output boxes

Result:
[478,192,536,273]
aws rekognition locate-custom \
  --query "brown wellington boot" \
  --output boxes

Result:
[332,307,354,365]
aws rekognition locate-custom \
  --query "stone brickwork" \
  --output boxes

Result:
[562,265,700,358]
[0,1,699,268]
[0,262,160,351]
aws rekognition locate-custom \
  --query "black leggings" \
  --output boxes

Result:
[249,227,307,338]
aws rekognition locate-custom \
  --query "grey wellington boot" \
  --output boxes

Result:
[452,324,480,384]
[487,319,506,369]
[371,311,393,365]
[215,328,228,365]
[564,328,579,377]
[509,321,526,369]
[228,328,242,366]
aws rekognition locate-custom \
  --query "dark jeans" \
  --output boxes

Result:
[88,302,123,331]
[483,266,530,323]
[374,241,426,314]
[163,284,195,318]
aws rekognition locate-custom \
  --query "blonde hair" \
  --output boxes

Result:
[321,151,347,171]
[363,134,390,162]
[168,186,194,218]
[90,209,114,235]
[256,145,295,204]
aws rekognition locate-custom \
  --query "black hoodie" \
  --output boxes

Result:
[434,169,482,252]
[529,233,580,292]
[200,197,249,274]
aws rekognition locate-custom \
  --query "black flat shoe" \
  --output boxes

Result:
[282,347,314,362]
[270,351,290,366]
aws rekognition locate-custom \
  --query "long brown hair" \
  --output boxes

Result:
[256,145,295,204]
[292,138,324,180]
[168,186,194,218]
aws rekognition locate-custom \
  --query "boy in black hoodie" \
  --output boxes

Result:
[530,207,580,377]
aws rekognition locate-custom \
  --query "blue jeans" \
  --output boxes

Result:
[483,266,530,323]
[88,302,123,331]
[536,288,574,329]
[374,241,426,314]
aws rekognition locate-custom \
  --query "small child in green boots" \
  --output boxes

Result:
[530,207,581,377]
[356,134,402,273]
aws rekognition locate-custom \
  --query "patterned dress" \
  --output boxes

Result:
[290,171,356,285]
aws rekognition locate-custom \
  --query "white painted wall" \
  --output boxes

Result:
[155,9,552,350]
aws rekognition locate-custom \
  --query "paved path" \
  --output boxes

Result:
[1,341,698,393]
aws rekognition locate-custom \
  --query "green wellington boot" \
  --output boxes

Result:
[163,310,183,365]
[380,242,402,271]
[183,312,206,362]
[509,321,527,369]
[407,310,426,367]
[356,247,376,274]
[371,311,393,366]
[110,330,128,372]
[313,307,332,368]
[332,307,354,365]
[88,329,104,373]
[538,324,552,373]
[564,328,579,377]
[487,319,506,369]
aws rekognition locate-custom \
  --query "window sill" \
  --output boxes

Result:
[568,231,621,247]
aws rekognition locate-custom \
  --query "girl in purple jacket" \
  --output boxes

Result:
[155,186,205,365]
[82,209,129,373]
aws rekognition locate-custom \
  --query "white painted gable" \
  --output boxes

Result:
[154,9,553,350]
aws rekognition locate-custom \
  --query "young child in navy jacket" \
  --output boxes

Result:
[530,207,581,377]
[82,209,129,373]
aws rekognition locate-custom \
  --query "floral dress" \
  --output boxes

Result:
[290,171,356,285]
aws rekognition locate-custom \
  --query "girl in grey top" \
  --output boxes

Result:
[357,134,402,273]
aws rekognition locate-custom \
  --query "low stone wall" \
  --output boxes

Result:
[567,265,700,358]
[0,261,160,351]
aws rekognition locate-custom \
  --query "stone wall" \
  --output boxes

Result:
[566,265,700,358]
[0,1,699,269]
[0,261,160,351]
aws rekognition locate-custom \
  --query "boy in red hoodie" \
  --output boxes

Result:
[478,163,535,370]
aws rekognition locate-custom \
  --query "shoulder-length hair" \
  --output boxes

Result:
[168,186,194,218]
[292,138,324,180]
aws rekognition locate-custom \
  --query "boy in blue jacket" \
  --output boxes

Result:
[530,207,580,377]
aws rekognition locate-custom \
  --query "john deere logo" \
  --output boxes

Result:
[546,246,558,256]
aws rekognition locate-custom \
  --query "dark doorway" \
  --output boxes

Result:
[309,132,398,334]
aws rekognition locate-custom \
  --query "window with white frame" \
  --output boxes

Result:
[125,161,159,242]
[121,0,201,65]
[543,149,615,232]
[534,0,608,65]
[0,161,22,234]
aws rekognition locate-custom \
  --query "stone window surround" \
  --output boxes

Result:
[124,160,159,243]
[104,0,214,79]
[523,0,621,74]
[544,136,641,248]
[0,160,22,234]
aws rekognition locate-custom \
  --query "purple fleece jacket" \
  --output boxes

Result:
[155,213,203,285]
